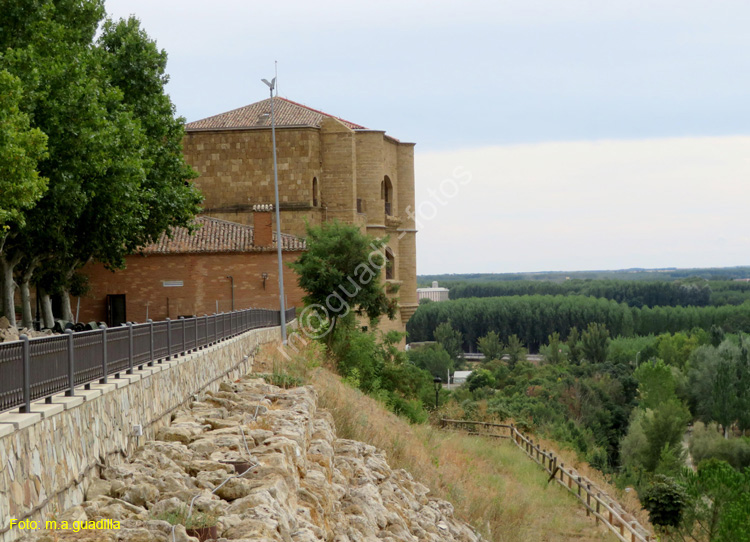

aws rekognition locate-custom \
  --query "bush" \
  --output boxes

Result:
[640,475,686,528]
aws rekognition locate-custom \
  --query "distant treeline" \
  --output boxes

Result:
[419,266,750,284]
[446,279,712,307]
[406,295,750,351]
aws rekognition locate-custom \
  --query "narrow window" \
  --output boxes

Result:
[385,247,395,280]
[312,177,319,207]
[383,176,393,215]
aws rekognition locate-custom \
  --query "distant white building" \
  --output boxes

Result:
[417,281,450,302]
[452,371,473,385]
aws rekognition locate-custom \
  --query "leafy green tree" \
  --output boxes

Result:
[540,332,567,364]
[434,321,464,361]
[290,221,396,340]
[97,17,201,245]
[505,334,527,369]
[0,70,47,228]
[635,360,677,410]
[581,322,610,363]
[408,344,453,381]
[566,326,582,364]
[0,3,201,323]
[622,400,690,473]
[477,330,503,361]
[678,459,750,542]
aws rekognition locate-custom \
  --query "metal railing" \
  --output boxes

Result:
[0,307,295,415]
[440,419,655,542]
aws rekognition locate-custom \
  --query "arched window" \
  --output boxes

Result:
[312,177,319,207]
[385,247,395,280]
[383,175,393,215]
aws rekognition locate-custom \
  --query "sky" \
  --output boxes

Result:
[105,0,750,274]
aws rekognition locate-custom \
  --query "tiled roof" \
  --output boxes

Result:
[185,97,366,131]
[140,216,306,254]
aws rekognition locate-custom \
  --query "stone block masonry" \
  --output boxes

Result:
[0,323,289,542]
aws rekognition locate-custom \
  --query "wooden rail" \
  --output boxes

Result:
[440,419,655,542]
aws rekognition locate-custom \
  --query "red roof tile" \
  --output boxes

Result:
[140,216,306,255]
[185,97,366,131]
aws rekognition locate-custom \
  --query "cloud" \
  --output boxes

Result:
[414,136,750,274]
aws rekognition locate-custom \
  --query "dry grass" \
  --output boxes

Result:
[310,366,618,542]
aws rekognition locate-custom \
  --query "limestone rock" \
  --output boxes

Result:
[22,378,481,542]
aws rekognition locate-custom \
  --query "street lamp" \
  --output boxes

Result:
[261,76,287,344]
[433,376,442,409]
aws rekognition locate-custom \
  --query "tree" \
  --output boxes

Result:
[408,344,453,381]
[0,70,47,228]
[581,322,610,363]
[0,3,201,324]
[677,460,750,542]
[289,220,396,340]
[635,360,677,410]
[477,330,503,361]
[540,332,567,364]
[567,326,582,364]
[505,334,527,369]
[434,321,464,361]
[621,400,690,473]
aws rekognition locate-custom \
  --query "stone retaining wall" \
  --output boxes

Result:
[0,324,287,542]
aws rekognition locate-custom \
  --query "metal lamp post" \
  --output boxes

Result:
[433,376,442,409]
[261,76,287,344]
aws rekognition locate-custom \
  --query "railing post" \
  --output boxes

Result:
[166,318,172,360]
[127,322,134,374]
[577,476,582,497]
[20,334,30,413]
[65,329,75,396]
[180,316,185,353]
[99,325,108,383]
[148,319,154,366]
[586,483,591,516]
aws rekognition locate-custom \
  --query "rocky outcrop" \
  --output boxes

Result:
[21,378,480,542]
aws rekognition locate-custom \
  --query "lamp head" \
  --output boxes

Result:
[261,77,276,90]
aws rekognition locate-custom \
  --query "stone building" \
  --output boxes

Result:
[77,213,306,326]
[183,97,418,334]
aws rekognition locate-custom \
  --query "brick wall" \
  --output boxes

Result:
[78,251,305,323]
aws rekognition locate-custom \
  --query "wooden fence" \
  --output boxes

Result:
[440,419,655,542]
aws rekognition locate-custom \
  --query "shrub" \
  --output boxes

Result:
[640,475,686,528]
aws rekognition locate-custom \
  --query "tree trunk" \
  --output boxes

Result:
[0,263,4,316]
[20,281,33,330]
[0,255,19,327]
[61,289,74,322]
[41,292,54,329]
[20,259,38,330]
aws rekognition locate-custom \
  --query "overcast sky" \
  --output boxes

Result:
[105,0,750,274]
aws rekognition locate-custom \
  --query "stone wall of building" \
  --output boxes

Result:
[184,128,321,216]
[0,324,287,542]
[183,114,419,337]
[78,251,305,323]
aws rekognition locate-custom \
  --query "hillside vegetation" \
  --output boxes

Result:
[267,340,617,541]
